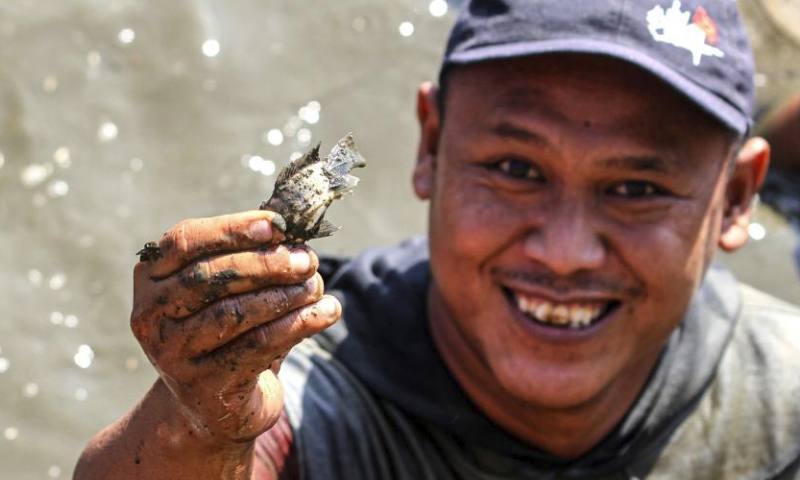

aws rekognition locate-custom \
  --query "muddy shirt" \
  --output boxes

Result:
[275,237,800,480]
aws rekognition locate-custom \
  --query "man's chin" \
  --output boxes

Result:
[488,354,618,411]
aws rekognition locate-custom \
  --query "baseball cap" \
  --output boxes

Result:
[440,0,756,136]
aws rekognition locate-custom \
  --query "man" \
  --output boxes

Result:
[75,0,800,479]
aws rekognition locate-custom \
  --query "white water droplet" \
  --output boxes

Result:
[47,180,69,197]
[202,39,220,57]
[4,427,18,441]
[42,75,59,93]
[48,273,66,290]
[74,345,95,369]
[86,51,101,67]
[264,129,284,146]
[0,358,9,374]
[48,465,61,478]
[74,388,88,401]
[124,356,139,372]
[297,129,312,146]
[64,315,79,328]
[50,311,64,325]
[399,21,415,37]
[298,106,320,124]
[97,121,118,142]
[748,223,766,241]
[28,269,42,285]
[247,156,276,176]
[21,163,51,187]
[0,150,4,170]
[429,0,448,17]
[22,382,39,398]
[118,28,135,44]
[53,147,71,167]
[352,16,367,32]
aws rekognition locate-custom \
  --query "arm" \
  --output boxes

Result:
[762,91,800,172]
[74,210,339,480]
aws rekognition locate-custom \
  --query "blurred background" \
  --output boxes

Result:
[0,0,797,478]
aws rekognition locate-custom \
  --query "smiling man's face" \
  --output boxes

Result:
[414,55,742,416]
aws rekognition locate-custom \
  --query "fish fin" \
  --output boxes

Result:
[309,219,340,239]
[325,133,366,180]
[275,143,322,186]
[330,174,360,196]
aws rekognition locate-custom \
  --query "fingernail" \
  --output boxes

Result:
[290,251,311,273]
[249,220,273,242]
[318,297,339,317]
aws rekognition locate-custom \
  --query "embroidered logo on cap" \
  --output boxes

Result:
[646,0,724,66]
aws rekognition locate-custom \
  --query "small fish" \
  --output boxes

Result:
[260,133,366,242]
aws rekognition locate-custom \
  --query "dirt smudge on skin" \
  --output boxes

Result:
[211,269,242,285]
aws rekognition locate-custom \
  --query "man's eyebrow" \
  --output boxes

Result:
[601,156,675,174]
[490,121,550,147]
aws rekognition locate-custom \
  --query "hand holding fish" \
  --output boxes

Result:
[127,134,364,454]
[130,210,340,448]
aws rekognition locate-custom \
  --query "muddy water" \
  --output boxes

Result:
[0,1,796,479]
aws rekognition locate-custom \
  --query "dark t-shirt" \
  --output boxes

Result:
[273,238,800,480]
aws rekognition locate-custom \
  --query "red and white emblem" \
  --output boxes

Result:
[646,1,725,66]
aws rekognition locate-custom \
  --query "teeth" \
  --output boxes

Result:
[551,305,569,325]
[535,302,552,322]
[513,293,608,329]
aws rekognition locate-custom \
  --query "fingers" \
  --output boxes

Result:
[165,273,326,358]
[147,246,318,319]
[144,210,287,279]
[206,295,341,373]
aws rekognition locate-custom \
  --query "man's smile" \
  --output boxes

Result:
[503,287,621,331]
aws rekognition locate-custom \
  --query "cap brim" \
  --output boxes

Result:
[444,38,749,136]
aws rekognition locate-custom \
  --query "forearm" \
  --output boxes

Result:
[74,379,256,480]
[763,92,800,172]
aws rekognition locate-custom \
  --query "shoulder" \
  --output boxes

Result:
[652,284,800,480]
[737,283,800,338]
[272,238,440,480]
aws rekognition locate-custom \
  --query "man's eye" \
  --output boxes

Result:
[496,159,540,180]
[609,181,658,197]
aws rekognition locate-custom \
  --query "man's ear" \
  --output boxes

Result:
[413,82,441,200]
[719,137,770,252]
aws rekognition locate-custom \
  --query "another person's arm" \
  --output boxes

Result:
[74,210,340,480]
[762,91,800,172]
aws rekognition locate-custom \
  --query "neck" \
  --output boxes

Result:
[427,285,661,460]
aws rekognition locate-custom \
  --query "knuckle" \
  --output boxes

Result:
[259,248,287,278]
[163,221,192,258]
[182,261,210,288]
[219,295,248,328]
[271,288,292,316]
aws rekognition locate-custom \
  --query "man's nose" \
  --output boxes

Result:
[522,201,607,275]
